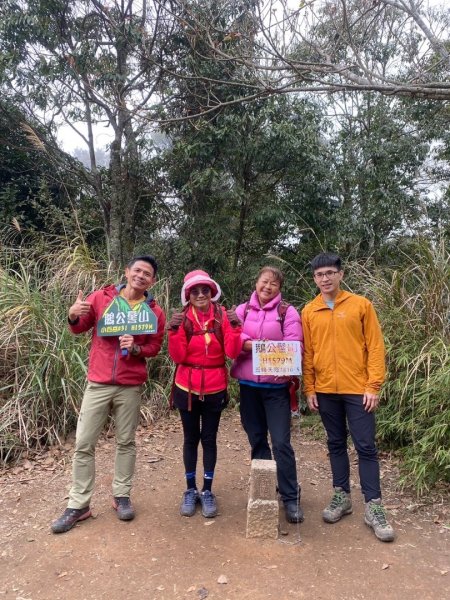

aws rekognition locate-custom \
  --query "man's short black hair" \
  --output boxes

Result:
[127,255,158,276]
[310,252,342,273]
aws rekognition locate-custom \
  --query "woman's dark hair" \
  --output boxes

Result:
[310,252,342,273]
[127,255,158,276]
[256,266,284,288]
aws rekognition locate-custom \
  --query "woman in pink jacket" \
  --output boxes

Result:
[231,266,304,524]
[168,270,242,519]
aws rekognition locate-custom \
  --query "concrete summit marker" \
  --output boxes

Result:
[246,459,279,539]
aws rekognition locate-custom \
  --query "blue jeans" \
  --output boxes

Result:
[239,384,299,503]
[317,393,381,502]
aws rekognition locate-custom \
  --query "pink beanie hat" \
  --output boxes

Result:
[181,270,221,306]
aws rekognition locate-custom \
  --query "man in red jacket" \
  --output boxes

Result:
[51,256,165,533]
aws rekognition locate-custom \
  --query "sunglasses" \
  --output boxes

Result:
[189,286,212,296]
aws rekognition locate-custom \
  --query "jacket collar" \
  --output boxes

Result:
[186,303,215,324]
[115,283,154,303]
[249,290,282,310]
[310,289,351,311]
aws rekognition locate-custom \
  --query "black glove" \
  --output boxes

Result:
[168,311,184,331]
[226,305,241,327]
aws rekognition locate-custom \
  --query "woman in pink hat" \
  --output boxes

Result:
[168,270,242,518]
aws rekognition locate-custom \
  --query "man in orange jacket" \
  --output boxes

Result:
[302,252,394,542]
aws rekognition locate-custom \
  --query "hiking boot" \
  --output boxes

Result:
[323,487,353,523]
[112,496,135,521]
[364,499,395,542]
[51,506,92,534]
[284,501,304,524]
[180,488,200,517]
[199,490,218,518]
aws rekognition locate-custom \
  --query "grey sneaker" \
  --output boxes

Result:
[180,488,200,517]
[199,490,218,518]
[323,487,353,523]
[112,496,135,521]
[364,499,395,542]
[51,506,92,534]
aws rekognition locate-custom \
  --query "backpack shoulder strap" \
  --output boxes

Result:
[277,300,291,335]
[213,303,225,350]
[182,306,193,343]
[242,301,251,323]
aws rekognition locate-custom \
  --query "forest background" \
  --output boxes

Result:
[0,0,449,495]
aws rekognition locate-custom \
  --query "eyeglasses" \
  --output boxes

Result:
[190,286,212,296]
[314,270,340,279]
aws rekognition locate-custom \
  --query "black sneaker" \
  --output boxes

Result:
[284,501,304,524]
[199,490,218,518]
[112,497,135,521]
[51,506,92,534]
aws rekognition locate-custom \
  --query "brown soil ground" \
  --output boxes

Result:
[0,411,449,600]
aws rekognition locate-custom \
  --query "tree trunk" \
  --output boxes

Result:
[108,122,140,268]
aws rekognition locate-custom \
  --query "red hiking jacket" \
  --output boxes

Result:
[168,304,242,395]
[69,284,166,386]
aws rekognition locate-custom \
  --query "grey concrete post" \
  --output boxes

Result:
[246,459,279,539]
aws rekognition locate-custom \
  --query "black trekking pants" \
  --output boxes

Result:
[317,393,381,502]
[177,390,225,474]
[239,383,299,504]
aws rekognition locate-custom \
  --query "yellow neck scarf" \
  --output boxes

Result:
[191,305,213,346]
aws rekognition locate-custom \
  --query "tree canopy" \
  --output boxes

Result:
[0,0,448,266]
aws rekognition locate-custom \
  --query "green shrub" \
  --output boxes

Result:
[2,230,449,494]
[347,239,450,493]
[0,231,171,462]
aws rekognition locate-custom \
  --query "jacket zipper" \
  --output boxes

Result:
[111,343,120,384]
[331,308,338,393]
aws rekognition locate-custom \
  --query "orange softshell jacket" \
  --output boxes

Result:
[301,290,386,395]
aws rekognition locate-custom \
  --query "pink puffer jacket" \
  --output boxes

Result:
[230,291,303,385]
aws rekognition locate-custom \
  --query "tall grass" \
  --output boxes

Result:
[347,239,450,493]
[2,230,449,493]
[0,230,172,462]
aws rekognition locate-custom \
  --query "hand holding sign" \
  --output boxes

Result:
[69,290,91,321]
[243,340,253,352]
[119,334,135,357]
[96,295,157,357]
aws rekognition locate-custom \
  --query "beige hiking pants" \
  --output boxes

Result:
[68,382,142,509]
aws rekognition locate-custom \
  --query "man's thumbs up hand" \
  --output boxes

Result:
[69,290,91,322]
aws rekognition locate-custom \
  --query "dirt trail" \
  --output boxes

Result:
[1,411,449,600]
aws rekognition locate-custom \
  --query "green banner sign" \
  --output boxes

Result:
[97,296,158,337]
